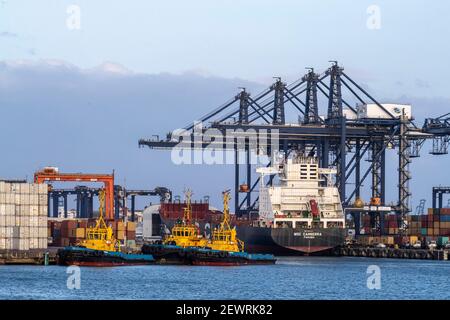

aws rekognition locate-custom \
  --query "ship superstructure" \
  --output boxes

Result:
[258,155,345,230]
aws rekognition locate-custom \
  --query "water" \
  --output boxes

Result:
[0,257,449,300]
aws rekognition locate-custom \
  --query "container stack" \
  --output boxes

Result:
[405,209,450,236]
[48,218,136,247]
[0,181,48,251]
[358,211,450,236]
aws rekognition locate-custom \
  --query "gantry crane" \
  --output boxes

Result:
[34,167,115,220]
[139,61,449,235]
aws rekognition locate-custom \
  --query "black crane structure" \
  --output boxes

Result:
[138,62,450,230]
[48,185,171,221]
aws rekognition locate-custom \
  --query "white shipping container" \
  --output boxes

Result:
[38,216,47,227]
[39,226,47,238]
[0,204,5,216]
[0,181,5,193]
[29,238,40,249]
[20,183,30,194]
[0,192,5,204]
[6,215,14,226]
[19,227,29,238]
[39,238,48,249]
[4,227,13,238]
[38,205,48,216]
[20,216,30,227]
[20,205,30,216]
[29,226,39,238]
[30,194,38,205]
[38,195,47,206]
[31,184,41,194]
[0,216,5,227]
[10,183,20,193]
[12,226,20,238]
[0,227,6,237]
[15,215,21,227]
[38,183,48,195]
[29,216,38,227]
[13,238,30,251]
[5,193,13,204]
[30,205,39,216]
[357,103,412,120]
[5,237,12,249]
[20,193,30,205]
[14,194,21,205]
[0,238,5,250]
[6,204,14,215]
[343,108,358,120]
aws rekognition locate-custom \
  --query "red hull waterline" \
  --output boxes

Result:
[192,261,245,266]
[286,246,333,254]
[191,260,275,266]
[61,261,152,267]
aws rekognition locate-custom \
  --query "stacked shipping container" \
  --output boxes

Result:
[359,209,450,236]
[0,181,48,250]
[48,218,136,247]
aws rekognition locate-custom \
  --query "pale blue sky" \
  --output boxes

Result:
[1,0,450,97]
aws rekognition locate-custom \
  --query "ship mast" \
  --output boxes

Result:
[183,189,192,224]
[220,189,231,230]
[95,189,108,230]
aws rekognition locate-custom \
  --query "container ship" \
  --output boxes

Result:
[151,155,347,256]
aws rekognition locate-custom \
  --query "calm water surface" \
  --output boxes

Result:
[0,257,449,300]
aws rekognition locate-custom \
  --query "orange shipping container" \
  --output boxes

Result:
[117,230,125,240]
[116,221,125,231]
[70,228,85,239]
[126,222,136,231]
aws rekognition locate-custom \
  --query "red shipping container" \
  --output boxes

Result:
[126,231,136,240]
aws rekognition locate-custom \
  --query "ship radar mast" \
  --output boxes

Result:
[183,189,193,224]
[220,189,231,230]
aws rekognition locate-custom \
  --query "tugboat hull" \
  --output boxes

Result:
[57,247,155,267]
[141,244,276,266]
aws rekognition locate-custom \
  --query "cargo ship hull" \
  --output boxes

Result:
[236,226,347,256]
[57,247,154,267]
[158,217,346,256]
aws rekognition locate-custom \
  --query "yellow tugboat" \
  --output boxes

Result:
[162,190,208,248]
[58,190,154,267]
[208,190,244,252]
[142,190,276,266]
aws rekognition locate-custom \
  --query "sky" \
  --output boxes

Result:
[0,0,449,211]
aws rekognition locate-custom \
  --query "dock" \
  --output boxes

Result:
[0,248,59,265]
[334,246,449,261]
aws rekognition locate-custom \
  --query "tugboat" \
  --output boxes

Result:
[142,190,276,266]
[142,189,208,264]
[188,190,275,266]
[58,190,154,267]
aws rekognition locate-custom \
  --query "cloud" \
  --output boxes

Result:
[89,61,133,75]
[0,59,263,207]
[415,79,431,89]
